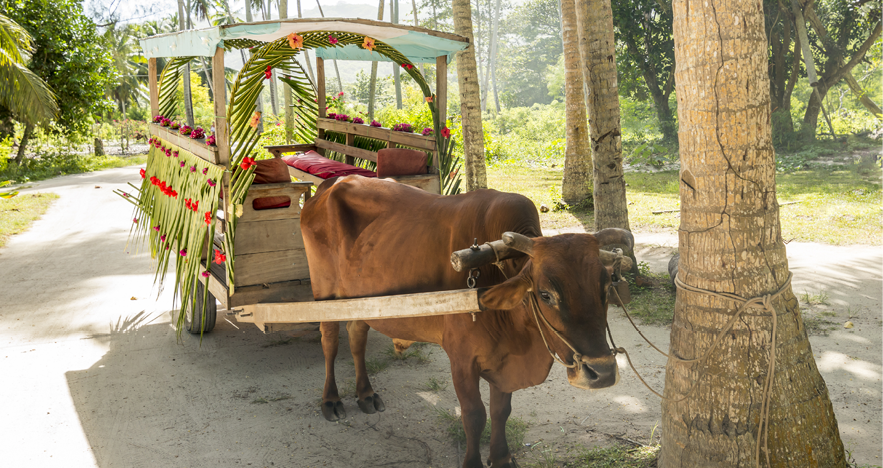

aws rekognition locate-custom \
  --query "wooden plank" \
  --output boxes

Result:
[234,219,305,255]
[316,139,378,162]
[288,166,327,186]
[240,288,485,324]
[230,281,313,309]
[385,173,440,194]
[318,119,436,151]
[265,144,316,157]
[197,270,229,309]
[150,123,221,165]
[234,249,311,287]
[242,182,311,222]
[148,58,159,118]
[212,47,230,167]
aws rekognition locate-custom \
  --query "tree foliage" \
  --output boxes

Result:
[0,0,115,141]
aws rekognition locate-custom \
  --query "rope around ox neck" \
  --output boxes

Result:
[609,272,792,468]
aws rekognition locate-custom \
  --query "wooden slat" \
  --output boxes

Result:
[288,166,327,186]
[234,219,305,255]
[318,119,436,151]
[148,58,159,118]
[316,139,378,162]
[265,144,316,157]
[150,124,221,165]
[197,270,229,309]
[436,56,447,133]
[234,249,311,287]
[230,280,313,309]
[385,173,441,194]
[239,288,485,324]
[241,182,311,220]
[212,47,229,167]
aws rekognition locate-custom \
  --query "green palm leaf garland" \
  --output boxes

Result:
[121,29,462,336]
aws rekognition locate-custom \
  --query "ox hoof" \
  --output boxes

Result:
[488,456,519,468]
[357,393,385,414]
[321,400,347,421]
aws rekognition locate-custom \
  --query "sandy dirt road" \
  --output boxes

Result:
[1,167,880,467]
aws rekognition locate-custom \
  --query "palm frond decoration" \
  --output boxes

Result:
[157,56,195,119]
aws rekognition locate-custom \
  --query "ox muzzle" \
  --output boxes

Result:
[566,353,619,390]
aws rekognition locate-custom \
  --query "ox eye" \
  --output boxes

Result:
[539,291,555,305]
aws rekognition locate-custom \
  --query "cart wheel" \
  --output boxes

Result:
[183,281,217,334]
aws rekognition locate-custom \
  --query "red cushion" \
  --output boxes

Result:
[252,158,292,210]
[282,150,376,179]
[376,148,427,177]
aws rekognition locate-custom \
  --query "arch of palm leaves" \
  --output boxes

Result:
[131,19,472,334]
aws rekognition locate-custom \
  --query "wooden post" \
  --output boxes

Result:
[148,58,159,118]
[345,133,355,166]
[434,55,447,175]
[213,46,230,246]
[316,57,326,156]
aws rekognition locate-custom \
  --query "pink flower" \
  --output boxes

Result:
[180,161,185,168]
[189,166,197,173]
[179,248,187,257]
[133,218,138,224]
[370,120,382,127]
[160,234,166,242]
[201,271,210,278]
[202,167,209,175]
[153,225,160,232]
[207,179,216,187]
[422,127,433,136]
[328,34,339,45]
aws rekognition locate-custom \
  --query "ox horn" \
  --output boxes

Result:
[502,232,534,256]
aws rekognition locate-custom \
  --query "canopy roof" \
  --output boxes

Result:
[140,18,469,64]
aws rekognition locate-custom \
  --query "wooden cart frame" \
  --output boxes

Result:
[137,19,486,334]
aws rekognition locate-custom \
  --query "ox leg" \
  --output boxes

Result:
[392,338,416,357]
[320,321,347,421]
[451,363,486,468]
[346,320,385,414]
[488,385,516,468]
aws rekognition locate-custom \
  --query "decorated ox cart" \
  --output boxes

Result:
[122,18,632,335]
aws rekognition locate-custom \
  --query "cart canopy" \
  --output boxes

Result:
[140,18,469,64]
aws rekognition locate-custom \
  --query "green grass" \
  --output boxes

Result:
[0,193,59,248]
[433,406,529,449]
[803,310,839,336]
[800,289,830,305]
[0,153,148,184]
[365,357,390,375]
[424,376,447,392]
[572,444,659,468]
[622,278,677,326]
[488,152,882,244]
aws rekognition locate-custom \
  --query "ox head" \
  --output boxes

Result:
[478,232,619,390]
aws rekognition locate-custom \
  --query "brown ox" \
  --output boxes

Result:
[301,176,622,468]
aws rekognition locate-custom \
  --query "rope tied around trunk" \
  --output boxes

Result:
[608,272,792,468]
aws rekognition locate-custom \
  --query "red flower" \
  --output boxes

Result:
[139,168,146,179]
[240,156,257,170]
[204,211,212,225]
[441,126,451,138]
[214,249,226,264]
[185,198,192,210]
[192,200,199,212]
[264,65,272,80]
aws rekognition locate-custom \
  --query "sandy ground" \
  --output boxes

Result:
[1,167,880,467]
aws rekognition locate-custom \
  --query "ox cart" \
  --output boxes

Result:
[125,19,632,335]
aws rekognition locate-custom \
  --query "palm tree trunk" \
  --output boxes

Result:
[574,0,628,231]
[262,0,279,116]
[452,0,487,190]
[178,0,195,127]
[14,122,33,165]
[244,0,264,134]
[659,0,847,465]
[314,0,344,95]
[296,0,317,87]
[559,0,591,205]
[481,0,501,113]
[391,0,402,109]
[368,0,385,120]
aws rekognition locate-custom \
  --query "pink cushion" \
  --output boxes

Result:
[376,148,428,177]
[282,151,377,179]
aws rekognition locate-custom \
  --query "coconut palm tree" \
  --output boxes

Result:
[0,14,58,127]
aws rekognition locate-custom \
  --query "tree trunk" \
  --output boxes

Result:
[244,0,264,134]
[452,0,487,190]
[314,0,344,95]
[559,0,591,205]
[280,0,293,142]
[574,0,629,231]
[844,71,882,117]
[15,123,33,165]
[481,0,501,113]
[660,0,847,465]
[178,0,195,127]
[295,0,317,86]
[391,0,402,109]
[368,0,385,120]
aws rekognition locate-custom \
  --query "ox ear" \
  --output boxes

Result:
[480,274,532,311]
